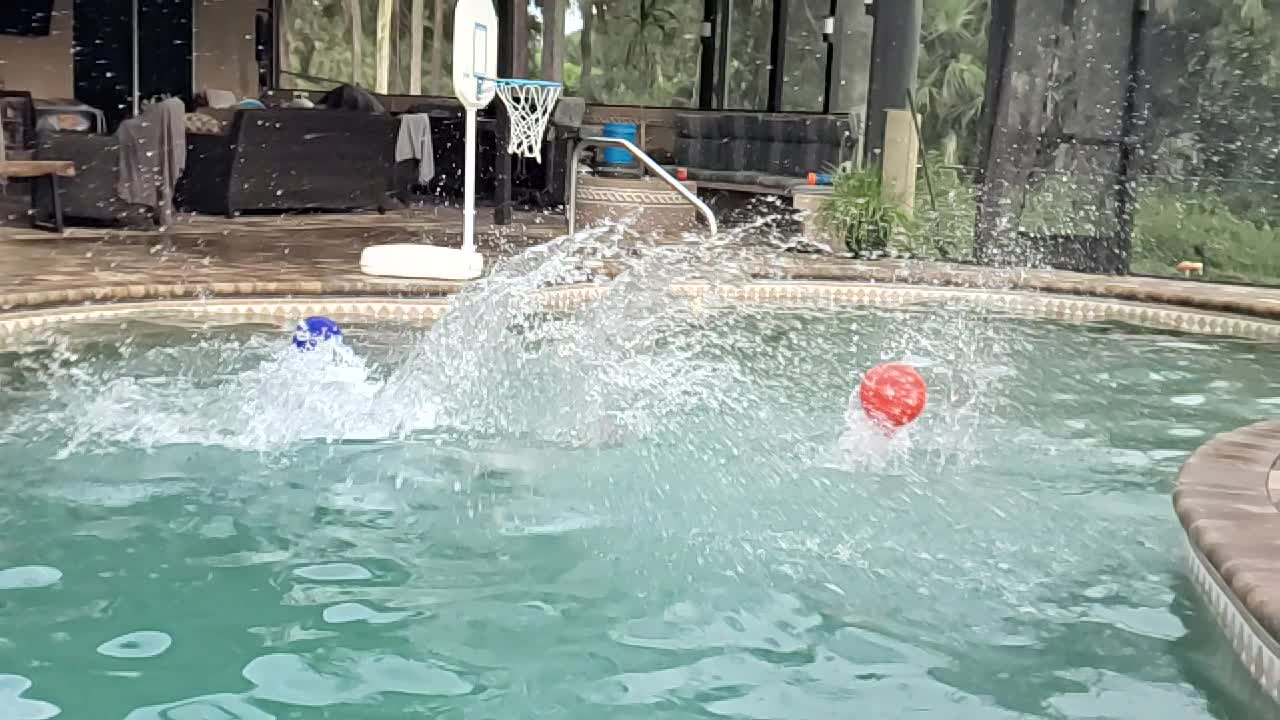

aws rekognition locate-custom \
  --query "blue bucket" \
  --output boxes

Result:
[601,121,637,165]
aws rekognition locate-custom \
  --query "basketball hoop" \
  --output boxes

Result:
[479,77,562,162]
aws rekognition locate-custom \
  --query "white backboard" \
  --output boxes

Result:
[452,0,499,109]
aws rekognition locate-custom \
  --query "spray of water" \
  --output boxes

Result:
[0,221,1062,636]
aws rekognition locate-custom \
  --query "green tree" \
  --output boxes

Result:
[915,0,988,165]
[561,0,701,106]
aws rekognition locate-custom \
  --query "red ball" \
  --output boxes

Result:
[858,362,927,429]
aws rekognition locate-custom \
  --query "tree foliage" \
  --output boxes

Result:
[915,0,988,166]
[280,0,454,93]
[278,0,1280,189]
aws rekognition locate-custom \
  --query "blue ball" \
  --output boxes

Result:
[293,316,343,350]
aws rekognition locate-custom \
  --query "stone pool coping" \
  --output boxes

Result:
[1175,421,1280,703]
[1,261,1279,704]
[4,255,1280,321]
[4,281,1280,343]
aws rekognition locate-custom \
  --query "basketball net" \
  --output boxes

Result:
[494,81,562,162]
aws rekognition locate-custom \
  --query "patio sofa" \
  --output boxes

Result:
[669,112,855,191]
[31,132,155,226]
[177,108,398,216]
[661,112,856,246]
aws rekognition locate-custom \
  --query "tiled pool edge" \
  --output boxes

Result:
[4,258,1280,322]
[2,276,1280,706]
[1175,421,1280,704]
[4,281,1280,342]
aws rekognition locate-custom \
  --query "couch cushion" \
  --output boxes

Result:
[227,108,398,211]
[675,167,808,192]
[674,112,852,177]
[184,112,226,136]
[674,113,732,170]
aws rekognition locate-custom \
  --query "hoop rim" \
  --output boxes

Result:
[477,76,563,88]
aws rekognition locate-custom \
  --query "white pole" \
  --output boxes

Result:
[131,0,140,115]
[375,0,394,92]
[430,0,444,93]
[462,106,477,253]
[410,0,424,94]
[348,0,363,86]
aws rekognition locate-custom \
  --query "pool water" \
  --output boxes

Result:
[1,301,1278,719]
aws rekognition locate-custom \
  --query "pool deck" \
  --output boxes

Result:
[2,213,1280,704]
[3,216,1280,317]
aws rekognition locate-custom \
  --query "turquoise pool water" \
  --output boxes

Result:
[1,300,1278,719]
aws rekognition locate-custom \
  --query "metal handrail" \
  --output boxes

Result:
[566,136,717,235]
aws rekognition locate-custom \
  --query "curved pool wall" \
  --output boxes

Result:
[1175,421,1280,703]
[3,274,1280,705]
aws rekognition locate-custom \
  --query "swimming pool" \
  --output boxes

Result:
[1,291,1278,719]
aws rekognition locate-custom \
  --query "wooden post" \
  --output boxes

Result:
[975,0,1061,265]
[347,0,363,86]
[430,0,444,93]
[541,0,564,81]
[410,0,424,93]
[580,0,596,96]
[495,0,514,225]
[698,0,716,108]
[512,0,529,75]
[864,0,921,162]
[375,0,394,92]
[974,0,1138,274]
[880,109,918,218]
[829,0,873,134]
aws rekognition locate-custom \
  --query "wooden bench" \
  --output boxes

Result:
[0,160,76,232]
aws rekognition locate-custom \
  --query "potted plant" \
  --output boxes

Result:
[815,164,912,257]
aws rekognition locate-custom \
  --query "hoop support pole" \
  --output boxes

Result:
[462,106,478,252]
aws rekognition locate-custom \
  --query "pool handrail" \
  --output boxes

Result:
[566,136,718,236]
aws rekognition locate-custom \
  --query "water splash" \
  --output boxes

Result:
[7,223,821,454]
[0,221,1036,614]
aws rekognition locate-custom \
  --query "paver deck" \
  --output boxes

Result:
[2,221,1280,319]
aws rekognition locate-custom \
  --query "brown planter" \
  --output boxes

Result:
[575,175,700,234]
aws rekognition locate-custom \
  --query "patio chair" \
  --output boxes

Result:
[31,131,154,227]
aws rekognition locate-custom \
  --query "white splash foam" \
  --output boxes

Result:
[124,693,272,720]
[96,631,173,659]
[293,563,374,581]
[198,515,237,539]
[1082,605,1187,642]
[243,652,472,706]
[322,602,413,625]
[0,675,60,720]
[611,591,821,653]
[1156,340,1218,350]
[0,566,62,590]
[1109,450,1152,468]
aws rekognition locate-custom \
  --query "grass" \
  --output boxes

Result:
[815,163,1280,286]
[1131,188,1280,286]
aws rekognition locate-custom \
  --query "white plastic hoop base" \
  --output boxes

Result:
[360,244,484,281]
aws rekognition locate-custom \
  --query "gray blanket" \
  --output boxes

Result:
[395,113,435,185]
[116,97,187,225]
